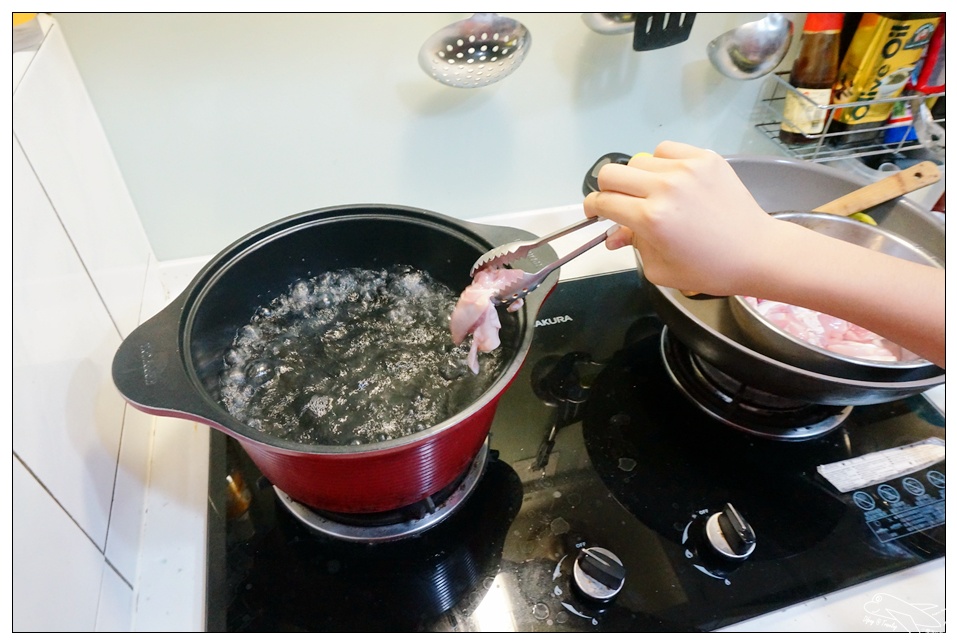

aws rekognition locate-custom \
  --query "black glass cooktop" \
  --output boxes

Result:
[205,270,945,632]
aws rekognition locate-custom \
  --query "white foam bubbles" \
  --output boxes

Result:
[218,266,507,445]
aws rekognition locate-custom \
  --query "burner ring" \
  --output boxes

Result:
[660,328,851,441]
[274,441,490,542]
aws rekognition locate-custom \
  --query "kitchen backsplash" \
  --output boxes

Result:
[51,12,792,262]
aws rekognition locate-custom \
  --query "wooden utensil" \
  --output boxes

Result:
[811,161,940,216]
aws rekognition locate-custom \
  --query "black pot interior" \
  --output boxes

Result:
[181,206,524,419]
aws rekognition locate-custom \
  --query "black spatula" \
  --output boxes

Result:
[632,13,696,51]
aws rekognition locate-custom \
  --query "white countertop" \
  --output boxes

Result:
[134,204,945,632]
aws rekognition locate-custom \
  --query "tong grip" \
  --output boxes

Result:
[533,217,604,247]
[471,216,603,274]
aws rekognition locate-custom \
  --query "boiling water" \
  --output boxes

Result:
[218,266,508,445]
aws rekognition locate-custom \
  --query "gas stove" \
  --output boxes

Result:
[204,269,945,632]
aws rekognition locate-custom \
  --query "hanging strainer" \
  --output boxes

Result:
[418,13,531,89]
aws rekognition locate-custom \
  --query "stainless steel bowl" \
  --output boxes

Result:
[645,156,944,407]
[729,212,941,377]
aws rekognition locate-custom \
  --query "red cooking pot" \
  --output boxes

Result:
[112,204,558,513]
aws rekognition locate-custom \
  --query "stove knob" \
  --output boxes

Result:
[704,503,756,560]
[572,547,626,601]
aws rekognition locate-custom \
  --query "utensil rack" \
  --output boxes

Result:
[754,72,945,163]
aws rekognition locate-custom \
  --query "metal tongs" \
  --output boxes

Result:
[470,217,615,306]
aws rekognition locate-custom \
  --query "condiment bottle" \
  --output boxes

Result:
[911,13,945,94]
[780,13,845,145]
[828,13,940,144]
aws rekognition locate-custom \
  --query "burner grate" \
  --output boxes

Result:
[660,328,852,440]
[274,442,490,542]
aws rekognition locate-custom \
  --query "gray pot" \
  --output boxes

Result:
[643,156,945,406]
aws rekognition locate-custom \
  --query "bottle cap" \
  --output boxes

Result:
[803,13,844,32]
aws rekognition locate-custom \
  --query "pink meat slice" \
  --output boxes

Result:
[744,297,904,362]
[450,268,526,374]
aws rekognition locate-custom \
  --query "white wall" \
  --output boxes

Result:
[13,15,166,631]
[52,12,797,261]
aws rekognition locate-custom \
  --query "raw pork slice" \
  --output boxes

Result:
[743,297,909,362]
[450,268,525,374]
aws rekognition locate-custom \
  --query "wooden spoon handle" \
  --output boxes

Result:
[811,161,940,216]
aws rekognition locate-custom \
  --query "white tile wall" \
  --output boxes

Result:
[105,405,154,583]
[96,564,134,632]
[13,139,126,550]
[13,14,162,632]
[13,20,155,340]
[13,458,104,631]
[12,13,53,92]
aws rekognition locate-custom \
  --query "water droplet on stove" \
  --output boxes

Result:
[552,490,562,498]
[550,517,570,535]
[618,457,637,472]
[609,413,630,427]
[532,603,550,620]
[556,612,569,624]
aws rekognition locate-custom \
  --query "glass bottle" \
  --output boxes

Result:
[780,13,845,145]
[827,13,940,144]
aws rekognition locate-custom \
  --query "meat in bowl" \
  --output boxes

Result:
[740,297,920,363]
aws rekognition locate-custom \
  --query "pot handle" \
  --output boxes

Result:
[112,292,220,426]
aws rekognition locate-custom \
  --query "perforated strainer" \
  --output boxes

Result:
[418,13,531,88]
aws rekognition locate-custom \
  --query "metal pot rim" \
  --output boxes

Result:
[657,280,943,385]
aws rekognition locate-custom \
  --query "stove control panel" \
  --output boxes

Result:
[705,503,756,560]
[678,503,757,583]
[572,547,626,602]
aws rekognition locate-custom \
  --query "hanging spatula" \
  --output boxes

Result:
[632,13,696,51]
